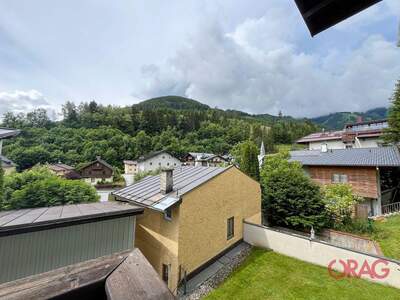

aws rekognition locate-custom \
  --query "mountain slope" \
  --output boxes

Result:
[311,107,388,130]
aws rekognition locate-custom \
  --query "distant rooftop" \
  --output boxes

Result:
[0,202,143,236]
[128,150,176,164]
[113,166,230,212]
[297,119,387,144]
[290,146,400,167]
[0,128,20,139]
[47,163,74,172]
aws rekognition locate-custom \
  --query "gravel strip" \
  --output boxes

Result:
[178,243,252,300]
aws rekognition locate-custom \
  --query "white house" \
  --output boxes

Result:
[182,152,229,167]
[297,119,388,151]
[124,151,181,175]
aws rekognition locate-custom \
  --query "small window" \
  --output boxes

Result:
[167,162,170,166]
[332,174,348,183]
[162,156,165,159]
[227,217,234,240]
[174,163,176,166]
[159,162,161,166]
[150,162,152,166]
[162,264,169,284]
[345,144,353,149]
[164,208,172,221]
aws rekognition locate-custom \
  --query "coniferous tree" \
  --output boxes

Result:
[240,140,260,181]
[385,80,400,144]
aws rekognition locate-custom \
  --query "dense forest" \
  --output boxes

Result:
[1,96,319,171]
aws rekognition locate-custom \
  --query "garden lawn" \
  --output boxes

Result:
[371,215,400,260]
[206,249,400,300]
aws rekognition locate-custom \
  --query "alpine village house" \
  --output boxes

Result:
[293,119,400,217]
[79,156,114,185]
[124,150,182,175]
[113,166,261,293]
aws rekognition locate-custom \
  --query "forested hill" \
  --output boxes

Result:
[1,96,319,171]
[311,107,388,130]
[134,96,210,111]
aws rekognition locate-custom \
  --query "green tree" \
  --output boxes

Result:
[261,152,327,230]
[385,80,400,143]
[232,141,259,181]
[1,166,99,210]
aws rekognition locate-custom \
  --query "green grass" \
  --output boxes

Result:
[206,249,399,300]
[371,215,400,260]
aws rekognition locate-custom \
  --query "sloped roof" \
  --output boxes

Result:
[0,202,143,236]
[113,166,231,211]
[79,156,114,171]
[0,128,20,139]
[132,150,177,163]
[290,146,400,167]
[47,163,74,172]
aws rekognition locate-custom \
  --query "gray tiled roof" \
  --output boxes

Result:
[290,146,400,167]
[0,202,143,236]
[113,166,231,211]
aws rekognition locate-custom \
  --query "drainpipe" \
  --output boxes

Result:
[375,167,382,216]
[0,139,2,155]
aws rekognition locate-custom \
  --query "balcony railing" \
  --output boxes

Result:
[382,202,400,215]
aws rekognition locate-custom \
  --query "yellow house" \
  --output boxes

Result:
[113,166,261,293]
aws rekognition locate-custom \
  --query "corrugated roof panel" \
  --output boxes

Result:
[112,166,231,211]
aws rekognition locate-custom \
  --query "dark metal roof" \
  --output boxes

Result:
[113,166,231,211]
[0,128,20,139]
[0,202,143,236]
[294,0,383,36]
[290,146,400,167]
[0,249,174,300]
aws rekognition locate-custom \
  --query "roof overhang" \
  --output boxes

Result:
[294,0,383,36]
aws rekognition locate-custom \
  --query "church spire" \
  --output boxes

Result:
[260,141,265,156]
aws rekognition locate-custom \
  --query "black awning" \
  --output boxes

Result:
[294,0,382,36]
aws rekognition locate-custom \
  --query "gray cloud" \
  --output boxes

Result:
[0,90,57,119]
[135,4,400,117]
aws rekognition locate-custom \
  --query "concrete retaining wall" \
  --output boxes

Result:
[243,221,400,289]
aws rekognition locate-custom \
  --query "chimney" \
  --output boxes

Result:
[160,168,173,194]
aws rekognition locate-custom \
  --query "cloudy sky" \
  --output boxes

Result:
[0,0,399,118]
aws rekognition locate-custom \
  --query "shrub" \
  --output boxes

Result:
[323,184,363,228]
[261,152,328,231]
[1,166,99,210]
